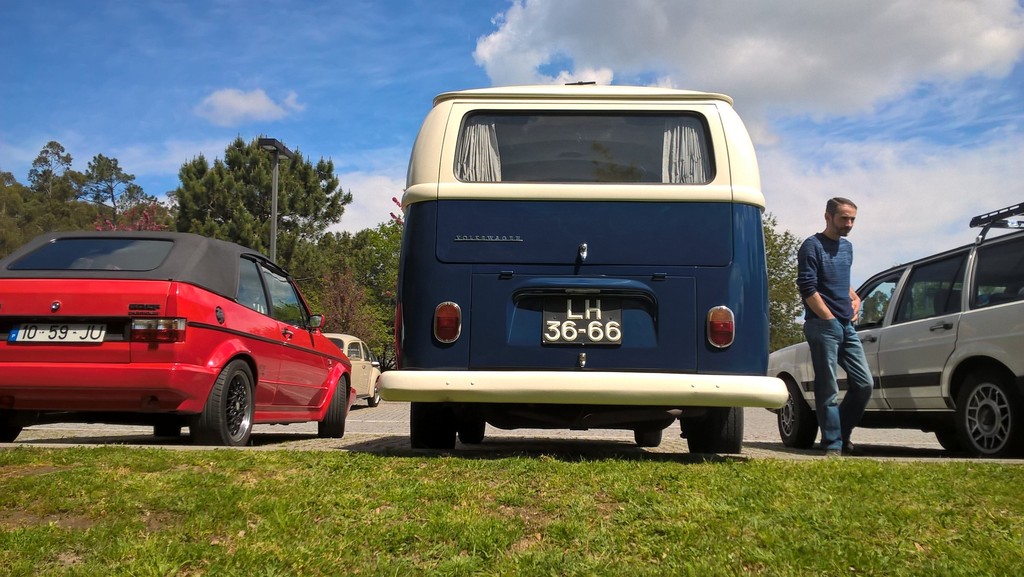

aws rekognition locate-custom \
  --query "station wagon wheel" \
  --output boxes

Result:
[933,425,962,453]
[318,375,350,438]
[955,370,1023,458]
[778,378,818,449]
[192,360,255,447]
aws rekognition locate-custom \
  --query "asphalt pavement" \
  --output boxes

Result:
[8,401,981,462]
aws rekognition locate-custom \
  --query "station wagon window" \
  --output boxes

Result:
[893,253,967,324]
[8,238,173,271]
[973,235,1024,308]
[237,258,269,315]
[855,272,902,329]
[260,265,308,327]
[455,112,712,184]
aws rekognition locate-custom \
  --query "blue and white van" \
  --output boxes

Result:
[381,84,787,451]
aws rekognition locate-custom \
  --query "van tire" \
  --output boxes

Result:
[778,379,818,449]
[457,419,486,445]
[955,370,1023,457]
[410,402,457,449]
[683,407,743,454]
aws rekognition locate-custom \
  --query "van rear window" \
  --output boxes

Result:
[455,112,712,184]
[8,238,174,271]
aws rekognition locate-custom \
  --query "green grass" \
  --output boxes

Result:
[1,448,1021,576]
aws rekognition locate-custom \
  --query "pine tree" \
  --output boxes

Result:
[171,137,352,273]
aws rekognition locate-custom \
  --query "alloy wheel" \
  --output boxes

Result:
[964,382,1012,453]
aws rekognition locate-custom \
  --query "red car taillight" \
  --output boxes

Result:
[706,306,734,348]
[131,318,187,343]
[433,301,461,344]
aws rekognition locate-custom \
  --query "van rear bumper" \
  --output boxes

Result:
[380,370,788,408]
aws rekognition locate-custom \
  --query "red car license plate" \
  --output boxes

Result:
[10,323,107,343]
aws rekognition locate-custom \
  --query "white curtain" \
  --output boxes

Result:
[455,120,502,182]
[662,120,708,184]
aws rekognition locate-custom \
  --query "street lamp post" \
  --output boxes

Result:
[257,137,294,263]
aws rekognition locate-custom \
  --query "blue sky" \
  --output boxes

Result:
[3,0,1023,284]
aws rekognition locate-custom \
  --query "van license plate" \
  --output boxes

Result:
[542,297,622,345]
[10,323,107,343]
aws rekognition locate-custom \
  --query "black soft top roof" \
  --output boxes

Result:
[0,231,273,300]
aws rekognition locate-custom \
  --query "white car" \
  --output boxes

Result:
[325,334,382,407]
[769,204,1024,457]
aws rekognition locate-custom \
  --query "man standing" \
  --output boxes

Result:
[797,197,874,456]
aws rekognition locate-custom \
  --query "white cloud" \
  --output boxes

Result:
[282,91,306,113]
[473,0,1024,284]
[760,134,1024,285]
[552,67,615,86]
[194,88,304,127]
[329,171,406,235]
[475,0,1024,118]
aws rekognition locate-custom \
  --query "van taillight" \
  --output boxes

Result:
[131,318,186,343]
[433,302,461,344]
[707,306,734,348]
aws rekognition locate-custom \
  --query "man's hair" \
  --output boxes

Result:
[826,197,857,215]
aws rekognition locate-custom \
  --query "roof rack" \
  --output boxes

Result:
[971,202,1024,244]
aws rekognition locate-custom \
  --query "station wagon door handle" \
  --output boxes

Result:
[861,334,878,343]
[929,321,954,332]
[282,328,294,339]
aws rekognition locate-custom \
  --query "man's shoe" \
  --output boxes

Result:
[823,448,842,457]
[842,442,858,456]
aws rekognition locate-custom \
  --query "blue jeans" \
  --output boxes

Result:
[803,318,873,450]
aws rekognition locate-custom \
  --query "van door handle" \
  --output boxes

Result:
[861,334,877,343]
[282,328,294,339]
[929,321,953,331]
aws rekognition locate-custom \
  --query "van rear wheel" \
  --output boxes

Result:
[683,407,743,454]
[457,418,486,445]
[410,402,457,449]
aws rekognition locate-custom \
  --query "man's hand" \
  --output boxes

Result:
[805,292,835,321]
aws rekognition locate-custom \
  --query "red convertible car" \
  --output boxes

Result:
[0,231,354,446]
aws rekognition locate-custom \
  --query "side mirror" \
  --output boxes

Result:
[308,314,325,330]
[371,360,380,368]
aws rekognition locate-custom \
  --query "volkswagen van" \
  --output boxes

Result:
[381,84,787,451]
